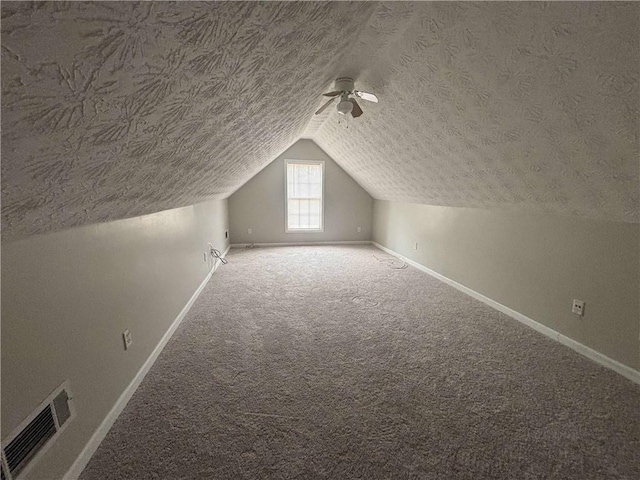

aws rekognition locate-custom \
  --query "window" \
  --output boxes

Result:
[285,160,324,232]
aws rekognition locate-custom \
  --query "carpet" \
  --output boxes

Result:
[80,245,640,479]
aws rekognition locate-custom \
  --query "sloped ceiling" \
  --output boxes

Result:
[306,1,639,223]
[1,1,377,240]
[1,2,638,241]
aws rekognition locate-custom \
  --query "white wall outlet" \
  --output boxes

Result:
[413,242,418,250]
[122,330,133,350]
[571,299,585,316]
[357,226,362,233]
[248,228,252,235]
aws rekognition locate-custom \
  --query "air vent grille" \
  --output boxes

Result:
[4,406,56,477]
[1,381,74,480]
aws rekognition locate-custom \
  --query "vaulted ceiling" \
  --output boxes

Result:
[2,1,638,241]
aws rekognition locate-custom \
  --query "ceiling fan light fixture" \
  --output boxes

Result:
[315,78,378,118]
[337,98,353,115]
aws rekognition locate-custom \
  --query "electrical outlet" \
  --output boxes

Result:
[122,330,133,350]
[357,226,362,233]
[248,228,252,235]
[571,299,585,316]
[413,242,418,250]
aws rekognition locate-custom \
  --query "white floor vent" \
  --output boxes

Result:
[1,381,75,480]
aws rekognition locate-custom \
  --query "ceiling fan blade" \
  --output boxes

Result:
[354,90,378,103]
[322,90,342,97]
[350,98,363,118]
[315,97,337,115]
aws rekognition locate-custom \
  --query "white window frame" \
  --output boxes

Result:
[284,159,325,233]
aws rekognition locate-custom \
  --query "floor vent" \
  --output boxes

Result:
[1,382,75,480]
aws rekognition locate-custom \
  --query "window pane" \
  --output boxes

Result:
[309,199,320,216]
[299,182,310,198]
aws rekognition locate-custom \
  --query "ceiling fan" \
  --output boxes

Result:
[315,77,378,118]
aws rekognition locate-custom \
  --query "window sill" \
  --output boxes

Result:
[285,229,325,233]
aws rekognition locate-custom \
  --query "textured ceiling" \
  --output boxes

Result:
[306,1,639,223]
[1,1,376,240]
[2,2,638,241]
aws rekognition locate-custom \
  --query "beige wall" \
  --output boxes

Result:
[373,200,639,370]
[229,139,373,244]
[1,199,229,479]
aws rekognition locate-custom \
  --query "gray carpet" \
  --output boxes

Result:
[81,246,640,480]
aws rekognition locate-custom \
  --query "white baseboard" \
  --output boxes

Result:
[231,240,371,248]
[64,244,230,480]
[372,242,640,386]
